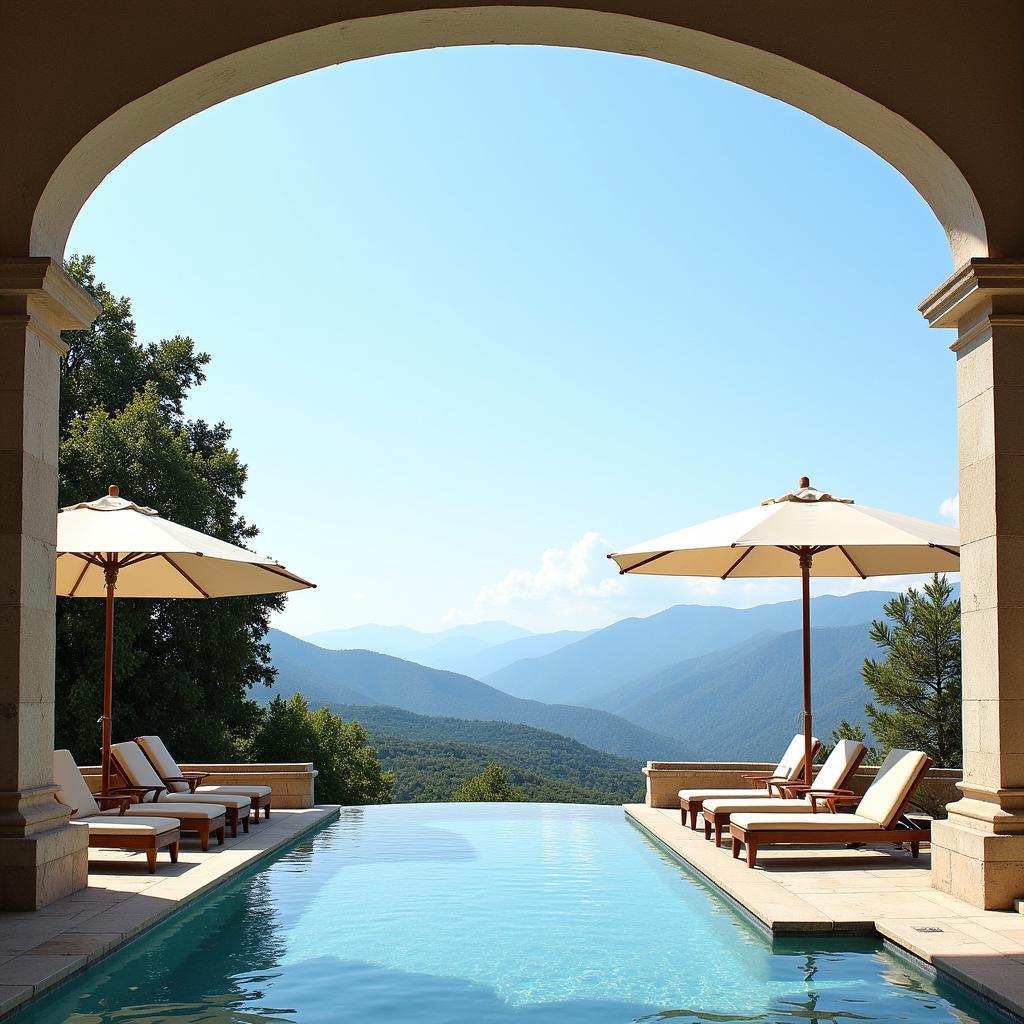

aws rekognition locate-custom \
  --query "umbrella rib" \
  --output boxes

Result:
[929,543,961,559]
[616,551,672,575]
[160,553,210,598]
[721,546,755,579]
[838,545,868,580]
[67,559,91,598]
[258,563,318,588]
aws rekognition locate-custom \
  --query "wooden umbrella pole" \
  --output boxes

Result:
[800,548,813,787]
[100,560,118,795]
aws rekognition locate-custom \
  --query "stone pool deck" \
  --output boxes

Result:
[626,804,1024,1019]
[0,805,338,1020]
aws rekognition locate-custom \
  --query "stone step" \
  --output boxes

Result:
[1015,898,1024,915]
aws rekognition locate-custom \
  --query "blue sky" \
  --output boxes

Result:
[66,46,958,636]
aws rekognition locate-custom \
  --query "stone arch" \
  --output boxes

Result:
[31,7,986,267]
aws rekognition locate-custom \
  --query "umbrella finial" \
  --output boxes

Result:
[108,484,119,497]
[799,476,810,489]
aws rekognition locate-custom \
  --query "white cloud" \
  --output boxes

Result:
[939,495,959,523]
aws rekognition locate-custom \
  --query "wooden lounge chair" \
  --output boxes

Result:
[109,741,234,848]
[53,749,180,872]
[135,734,272,822]
[729,748,933,868]
[701,740,867,846]
[678,734,822,829]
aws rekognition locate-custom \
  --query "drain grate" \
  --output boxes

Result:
[913,926,944,933]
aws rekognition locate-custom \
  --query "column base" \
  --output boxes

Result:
[0,821,88,910]
[932,811,1024,910]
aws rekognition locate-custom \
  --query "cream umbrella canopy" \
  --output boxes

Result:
[608,478,959,785]
[57,485,315,794]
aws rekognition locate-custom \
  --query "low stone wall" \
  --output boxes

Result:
[81,762,318,808]
[644,761,962,818]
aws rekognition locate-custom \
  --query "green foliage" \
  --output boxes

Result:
[452,763,523,802]
[369,733,640,804]
[825,720,882,765]
[56,256,280,762]
[243,695,393,805]
[861,574,962,767]
[329,704,644,798]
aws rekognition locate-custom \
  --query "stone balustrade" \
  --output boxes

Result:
[80,762,318,808]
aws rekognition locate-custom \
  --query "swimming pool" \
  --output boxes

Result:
[12,803,1013,1023]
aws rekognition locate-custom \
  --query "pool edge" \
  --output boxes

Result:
[0,804,341,1022]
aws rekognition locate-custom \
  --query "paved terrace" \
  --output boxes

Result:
[627,804,1024,1019]
[0,805,338,1020]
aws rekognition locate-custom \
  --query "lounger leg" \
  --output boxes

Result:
[216,824,225,845]
[732,837,742,860]
[146,848,157,873]
[199,822,210,851]
[680,804,686,827]
[264,804,270,820]
[688,806,698,830]
[911,841,920,859]
[746,841,758,869]
[715,821,724,848]
[228,809,237,838]
[169,842,179,863]
[704,818,712,841]
[242,815,250,834]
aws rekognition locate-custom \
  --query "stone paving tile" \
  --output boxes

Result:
[0,805,338,1019]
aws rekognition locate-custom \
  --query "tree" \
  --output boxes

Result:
[861,574,962,767]
[826,720,882,765]
[243,695,393,804]
[452,763,523,802]
[56,256,281,762]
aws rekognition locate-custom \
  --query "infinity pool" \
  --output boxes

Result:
[13,804,1013,1023]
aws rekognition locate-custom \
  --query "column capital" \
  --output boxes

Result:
[0,257,100,355]
[920,258,1024,340]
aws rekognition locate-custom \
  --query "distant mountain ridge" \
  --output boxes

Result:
[266,629,688,762]
[483,591,901,706]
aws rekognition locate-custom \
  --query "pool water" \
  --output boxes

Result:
[13,803,1014,1023]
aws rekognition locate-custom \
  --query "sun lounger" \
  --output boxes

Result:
[701,739,867,846]
[678,734,821,829]
[109,741,239,847]
[135,734,272,822]
[53,749,180,872]
[728,748,933,867]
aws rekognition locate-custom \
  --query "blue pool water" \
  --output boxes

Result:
[13,804,1013,1023]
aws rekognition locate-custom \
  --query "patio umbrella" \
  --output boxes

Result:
[607,478,959,785]
[57,485,315,794]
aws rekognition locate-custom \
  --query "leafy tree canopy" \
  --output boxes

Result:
[56,255,280,762]
[861,574,962,767]
[244,695,393,804]
[452,763,523,802]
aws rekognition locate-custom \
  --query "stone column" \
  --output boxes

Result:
[0,258,98,909]
[921,258,1024,910]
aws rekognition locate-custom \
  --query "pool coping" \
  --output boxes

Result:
[625,803,1024,1021]
[0,804,340,1021]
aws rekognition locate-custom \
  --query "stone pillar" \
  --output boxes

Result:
[921,258,1024,910]
[0,258,98,909]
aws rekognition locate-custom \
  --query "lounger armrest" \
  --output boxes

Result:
[741,772,786,790]
[95,795,131,815]
[807,789,856,812]
[768,780,810,797]
[162,773,205,793]
[109,785,164,804]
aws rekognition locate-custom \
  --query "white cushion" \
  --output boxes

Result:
[110,740,166,794]
[160,792,250,811]
[100,801,226,820]
[78,815,179,836]
[813,739,865,792]
[197,784,272,799]
[730,812,881,832]
[53,749,99,819]
[776,734,820,780]
[855,748,929,826]
[134,735,186,791]
[679,788,775,801]
[703,797,814,815]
